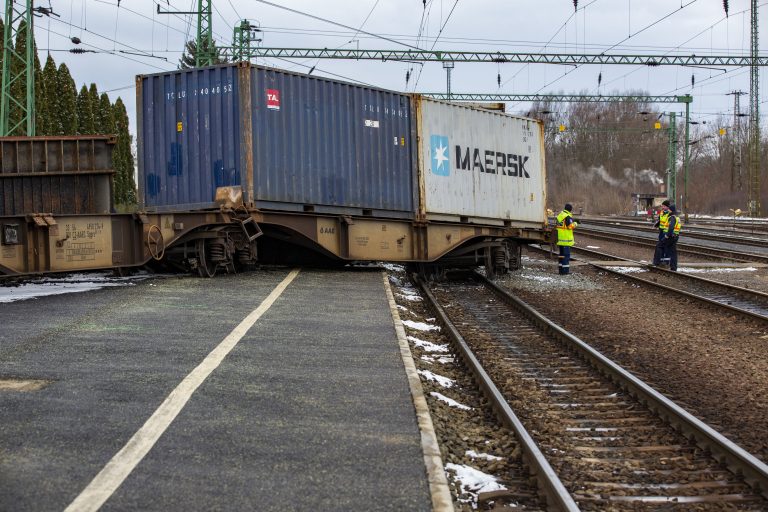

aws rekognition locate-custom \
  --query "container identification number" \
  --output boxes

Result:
[166,83,233,101]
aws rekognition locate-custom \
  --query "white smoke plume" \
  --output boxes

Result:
[584,165,665,188]
[587,165,621,186]
[636,168,664,186]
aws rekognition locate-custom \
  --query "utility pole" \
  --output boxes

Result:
[158,0,214,67]
[0,0,35,136]
[749,0,761,216]
[442,61,454,99]
[232,20,262,62]
[667,112,677,202]
[683,99,691,219]
[196,0,213,67]
[728,91,746,192]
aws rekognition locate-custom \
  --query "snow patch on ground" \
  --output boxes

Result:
[446,463,507,503]
[520,273,557,282]
[0,271,159,303]
[466,450,503,461]
[418,370,455,388]
[396,290,423,302]
[611,267,649,273]
[679,267,758,273]
[430,392,472,410]
[380,262,406,272]
[402,319,440,331]
[407,335,449,352]
[421,355,454,364]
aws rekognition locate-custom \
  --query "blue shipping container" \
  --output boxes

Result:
[138,64,415,217]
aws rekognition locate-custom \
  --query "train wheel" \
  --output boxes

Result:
[484,247,497,279]
[195,239,217,278]
[146,225,165,261]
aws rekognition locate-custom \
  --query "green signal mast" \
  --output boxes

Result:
[0,0,35,136]
[158,0,215,67]
[749,0,760,216]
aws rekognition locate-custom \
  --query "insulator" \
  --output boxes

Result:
[497,73,501,87]
[405,70,410,85]
[573,0,578,10]
[598,72,602,86]
[71,36,81,45]
[691,74,695,88]
[723,0,729,16]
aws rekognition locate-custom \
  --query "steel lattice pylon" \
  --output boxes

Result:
[195,0,213,67]
[0,0,35,136]
[749,0,761,217]
[232,20,261,62]
[219,47,768,67]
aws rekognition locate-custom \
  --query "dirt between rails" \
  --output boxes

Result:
[575,234,768,293]
[387,269,547,512]
[494,248,768,465]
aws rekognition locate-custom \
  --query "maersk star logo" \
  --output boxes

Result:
[430,134,450,176]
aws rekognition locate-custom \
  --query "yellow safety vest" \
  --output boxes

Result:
[671,216,682,235]
[659,211,670,231]
[556,210,576,246]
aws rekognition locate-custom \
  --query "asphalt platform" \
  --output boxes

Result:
[0,268,434,511]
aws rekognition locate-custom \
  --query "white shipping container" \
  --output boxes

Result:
[416,97,546,225]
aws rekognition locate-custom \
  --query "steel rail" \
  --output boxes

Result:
[474,272,768,499]
[414,274,580,512]
[560,244,768,322]
[578,227,768,263]
[584,218,768,247]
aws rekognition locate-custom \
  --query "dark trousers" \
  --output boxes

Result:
[666,236,678,271]
[652,231,668,266]
[558,245,571,274]
[653,236,678,270]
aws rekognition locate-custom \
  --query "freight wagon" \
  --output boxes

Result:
[0,63,548,278]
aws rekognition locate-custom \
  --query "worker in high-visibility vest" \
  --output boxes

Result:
[556,203,578,275]
[652,200,671,267]
[663,204,682,271]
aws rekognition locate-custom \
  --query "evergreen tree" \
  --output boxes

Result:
[112,98,136,206]
[179,39,226,69]
[56,63,78,135]
[33,44,42,135]
[39,55,59,135]
[96,92,113,134]
[88,83,100,130]
[76,84,95,134]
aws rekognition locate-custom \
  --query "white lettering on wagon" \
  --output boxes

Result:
[165,83,233,101]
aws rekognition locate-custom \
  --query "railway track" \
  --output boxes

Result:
[577,227,768,264]
[583,219,768,248]
[417,272,768,510]
[563,245,768,323]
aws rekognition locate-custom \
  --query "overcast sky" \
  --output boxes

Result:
[31,0,767,135]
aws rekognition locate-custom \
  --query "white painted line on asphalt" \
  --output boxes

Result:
[64,269,301,512]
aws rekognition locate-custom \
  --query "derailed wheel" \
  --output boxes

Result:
[146,225,165,261]
[195,239,217,278]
